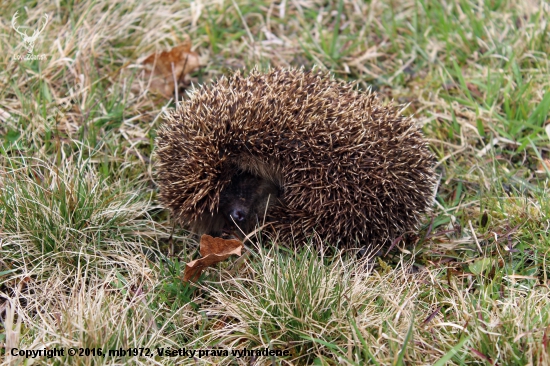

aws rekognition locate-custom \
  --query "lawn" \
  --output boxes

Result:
[1,0,549,365]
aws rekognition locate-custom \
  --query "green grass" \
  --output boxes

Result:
[1,0,549,364]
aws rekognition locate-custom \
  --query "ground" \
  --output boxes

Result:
[0,0,549,365]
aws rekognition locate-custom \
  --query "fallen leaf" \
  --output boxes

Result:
[479,211,488,227]
[183,235,243,282]
[466,83,483,99]
[199,234,243,257]
[142,40,200,98]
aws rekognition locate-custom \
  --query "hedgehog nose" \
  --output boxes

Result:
[230,209,246,222]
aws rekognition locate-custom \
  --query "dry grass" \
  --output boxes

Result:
[1,0,549,365]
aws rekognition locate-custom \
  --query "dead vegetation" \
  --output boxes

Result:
[0,0,549,364]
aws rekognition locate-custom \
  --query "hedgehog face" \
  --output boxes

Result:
[217,171,280,237]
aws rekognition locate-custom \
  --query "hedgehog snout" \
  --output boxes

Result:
[229,202,249,222]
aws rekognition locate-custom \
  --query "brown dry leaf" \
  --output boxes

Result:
[466,83,483,99]
[183,235,243,282]
[142,40,200,98]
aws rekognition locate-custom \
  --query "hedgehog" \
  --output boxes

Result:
[156,68,436,252]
